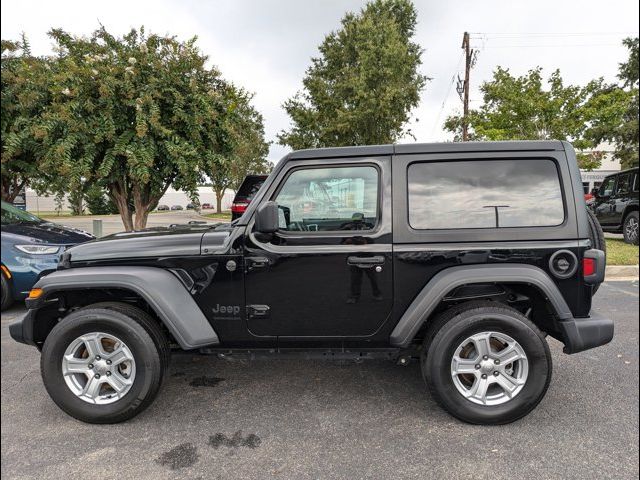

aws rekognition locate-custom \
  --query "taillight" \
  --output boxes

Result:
[583,257,596,277]
[231,202,249,214]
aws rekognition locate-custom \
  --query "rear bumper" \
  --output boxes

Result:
[559,312,614,354]
[9,310,37,347]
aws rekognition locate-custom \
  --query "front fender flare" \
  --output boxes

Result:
[28,266,219,349]
[390,264,573,348]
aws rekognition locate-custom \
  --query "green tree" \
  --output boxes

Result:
[278,0,427,149]
[37,27,235,230]
[444,67,611,169]
[588,37,638,168]
[84,184,119,215]
[205,88,270,213]
[1,35,51,202]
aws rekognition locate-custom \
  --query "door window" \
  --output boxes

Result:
[616,173,632,195]
[599,177,616,197]
[274,166,379,232]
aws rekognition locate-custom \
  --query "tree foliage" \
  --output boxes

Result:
[444,67,611,169]
[203,88,270,212]
[446,37,640,170]
[588,37,639,168]
[278,0,427,149]
[1,35,51,202]
[33,26,239,230]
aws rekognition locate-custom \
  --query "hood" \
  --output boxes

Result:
[1,221,94,245]
[66,223,230,263]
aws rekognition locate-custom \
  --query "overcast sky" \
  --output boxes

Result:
[2,0,638,163]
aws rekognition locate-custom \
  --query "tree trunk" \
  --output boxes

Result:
[131,181,172,231]
[214,188,225,213]
[1,176,26,203]
[108,182,134,232]
[134,209,150,230]
[132,185,150,231]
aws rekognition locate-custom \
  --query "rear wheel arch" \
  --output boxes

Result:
[390,264,573,348]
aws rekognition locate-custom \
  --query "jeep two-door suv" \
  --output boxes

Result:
[10,141,613,425]
[591,167,639,245]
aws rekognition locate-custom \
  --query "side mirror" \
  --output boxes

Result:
[255,201,279,233]
[591,188,599,197]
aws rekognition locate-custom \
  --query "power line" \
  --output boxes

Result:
[470,31,638,37]
[429,51,464,137]
[476,43,624,48]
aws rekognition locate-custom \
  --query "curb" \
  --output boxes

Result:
[605,265,639,281]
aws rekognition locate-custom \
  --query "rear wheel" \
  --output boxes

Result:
[41,307,166,423]
[1,271,13,311]
[586,208,606,293]
[623,211,639,245]
[421,301,552,425]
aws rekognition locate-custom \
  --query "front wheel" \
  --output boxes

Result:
[41,307,166,423]
[421,301,552,425]
[1,271,13,311]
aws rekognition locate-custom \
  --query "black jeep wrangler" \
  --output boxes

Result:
[10,141,613,425]
[591,167,639,245]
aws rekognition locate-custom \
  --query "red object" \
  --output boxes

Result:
[584,193,593,201]
[231,202,249,214]
[583,257,596,277]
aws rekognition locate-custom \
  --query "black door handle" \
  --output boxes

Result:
[246,257,270,271]
[347,255,385,268]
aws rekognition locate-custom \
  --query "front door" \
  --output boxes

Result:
[611,171,633,226]
[243,157,393,339]
[594,175,617,226]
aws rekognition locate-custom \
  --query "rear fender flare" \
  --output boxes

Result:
[390,264,573,348]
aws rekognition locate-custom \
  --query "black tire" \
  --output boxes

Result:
[84,302,171,372]
[1,271,13,311]
[623,211,639,245]
[421,301,552,425]
[586,208,606,294]
[41,307,165,424]
[586,208,606,253]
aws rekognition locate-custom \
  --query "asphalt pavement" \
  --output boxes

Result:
[1,281,638,480]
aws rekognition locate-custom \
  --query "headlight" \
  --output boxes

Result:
[15,245,61,255]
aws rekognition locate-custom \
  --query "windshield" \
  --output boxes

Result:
[1,201,43,225]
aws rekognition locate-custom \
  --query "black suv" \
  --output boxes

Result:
[231,174,268,220]
[591,167,639,245]
[10,141,612,425]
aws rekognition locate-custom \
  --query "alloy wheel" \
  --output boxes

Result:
[61,332,136,404]
[450,331,528,406]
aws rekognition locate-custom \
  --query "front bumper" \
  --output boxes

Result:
[559,312,614,354]
[9,310,37,347]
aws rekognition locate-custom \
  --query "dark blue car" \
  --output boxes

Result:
[1,201,94,310]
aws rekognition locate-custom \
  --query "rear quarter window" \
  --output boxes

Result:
[407,159,565,229]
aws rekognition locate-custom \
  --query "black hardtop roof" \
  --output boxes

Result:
[287,140,565,160]
[605,166,639,176]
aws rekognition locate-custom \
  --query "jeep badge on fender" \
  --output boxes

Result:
[9,141,613,424]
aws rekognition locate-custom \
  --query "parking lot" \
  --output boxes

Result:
[1,280,638,480]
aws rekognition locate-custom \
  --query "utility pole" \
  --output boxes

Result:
[461,32,473,141]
